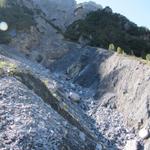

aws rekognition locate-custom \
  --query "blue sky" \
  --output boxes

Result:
[76,0,150,29]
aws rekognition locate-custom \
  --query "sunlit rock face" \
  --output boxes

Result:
[10,0,76,30]
[14,0,102,30]
[74,1,103,20]
[10,0,102,30]
[31,0,76,29]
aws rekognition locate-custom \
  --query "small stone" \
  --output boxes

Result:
[145,139,150,150]
[79,91,83,94]
[0,21,8,31]
[95,144,102,150]
[138,128,149,139]
[68,92,80,103]
[124,139,138,150]
[79,132,85,141]
[70,83,75,89]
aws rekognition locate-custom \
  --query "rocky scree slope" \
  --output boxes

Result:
[0,49,104,150]
[0,41,147,150]
[0,0,150,149]
[51,46,150,149]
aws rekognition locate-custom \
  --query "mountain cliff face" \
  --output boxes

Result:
[0,0,150,150]
[74,1,102,20]
[21,0,76,29]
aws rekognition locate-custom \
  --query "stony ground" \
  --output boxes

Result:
[52,73,140,149]
[0,0,149,149]
[0,74,97,150]
[0,50,98,150]
[0,47,147,150]
[0,77,65,150]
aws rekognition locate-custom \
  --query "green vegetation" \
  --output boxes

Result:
[0,60,16,69]
[117,47,124,54]
[0,2,36,44]
[0,60,17,76]
[146,54,150,61]
[0,0,7,8]
[108,43,115,51]
[0,31,11,43]
[65,9,150,59]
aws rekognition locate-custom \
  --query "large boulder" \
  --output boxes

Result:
[124,139,138,150]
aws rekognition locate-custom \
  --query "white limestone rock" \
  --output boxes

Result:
[138,128,149,139]
[124,139,138,150]
[74,1,102,20]
[145,139,150,150]
[68,92,80,103]
[96,143,103,150]
[0,21,8,31]
[32,0,76,29]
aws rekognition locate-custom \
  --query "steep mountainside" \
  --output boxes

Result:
[0,0,101,67]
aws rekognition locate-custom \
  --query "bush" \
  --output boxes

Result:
[108,43,115,51]
[0,0,6,8]
[0,31,11,44]
[117,47,124,54]
[146,54,150,61]
[0,4,35,30]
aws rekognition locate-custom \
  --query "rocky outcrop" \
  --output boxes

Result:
[10,26,40,55]
[33,0,76,29]
[74,1,102,20]
[12,0,76,30]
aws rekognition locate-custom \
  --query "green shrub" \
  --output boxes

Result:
[117,47,124,54]
[0,5,35,30]
[0,31,11,44]
[146,54,150,61]
[0,0,7,8]
[108,43,115,51]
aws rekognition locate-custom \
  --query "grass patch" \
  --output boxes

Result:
[0,60,17,75]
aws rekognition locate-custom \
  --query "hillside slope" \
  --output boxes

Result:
[51,46,150,149]
[0,0,150,149]
[65,8,150,58]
